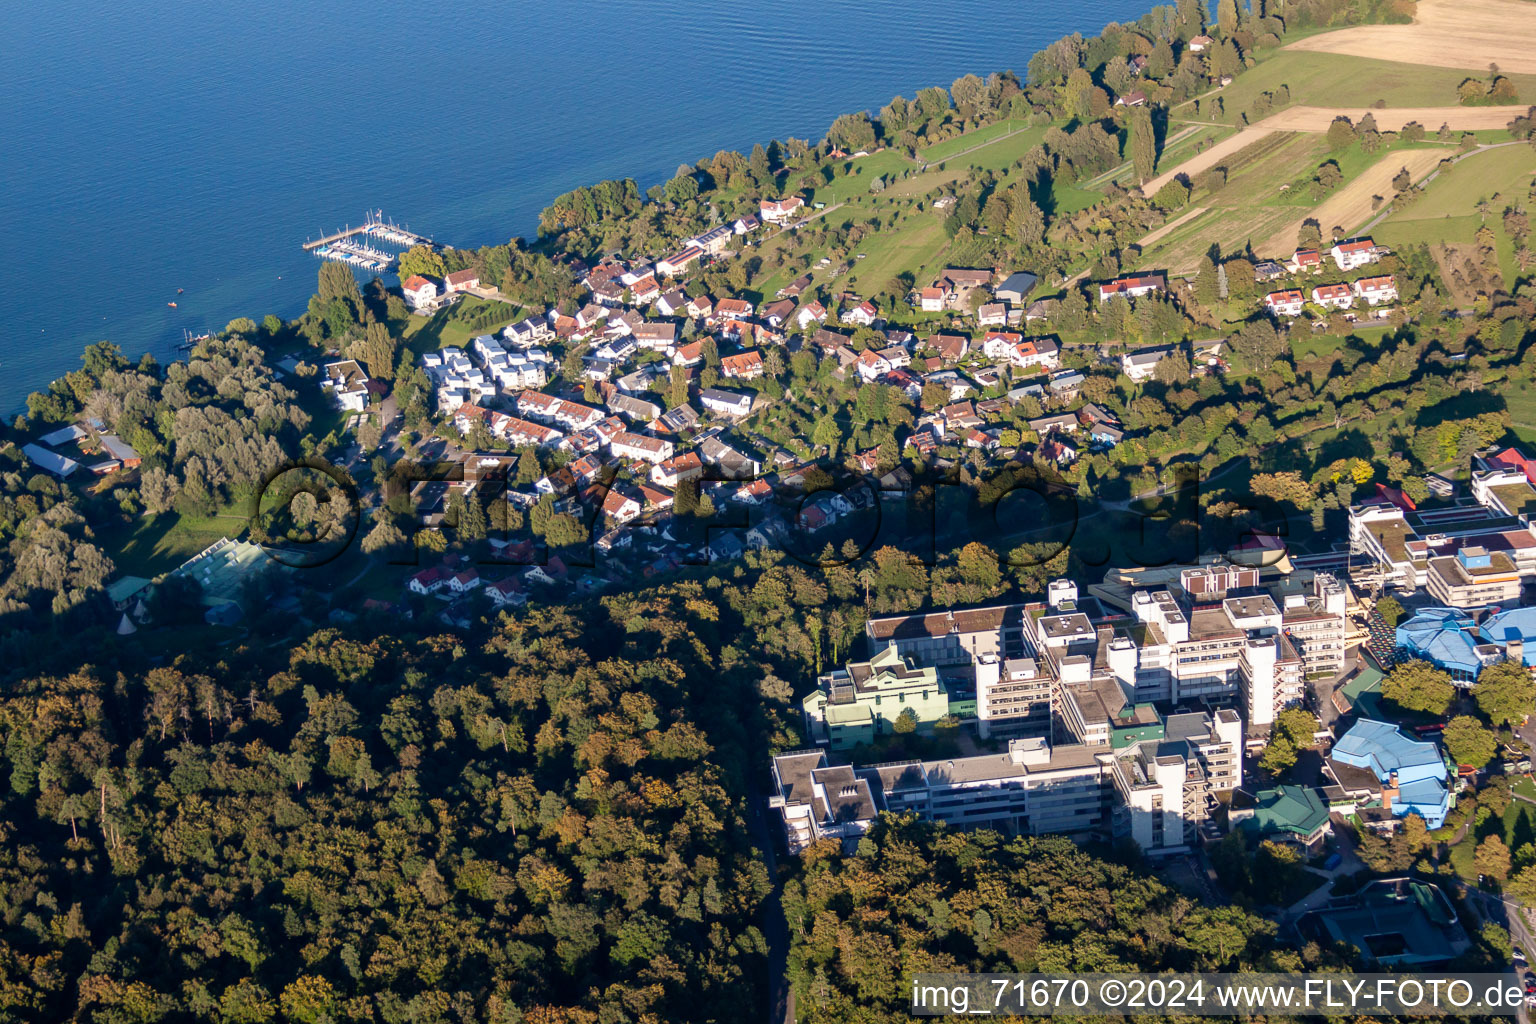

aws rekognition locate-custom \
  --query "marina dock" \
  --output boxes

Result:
[301,211,433,271]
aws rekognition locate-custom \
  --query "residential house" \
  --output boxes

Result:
[715,297,754,321]
[844,300,880,326]
[633,321,678,351]
[655,289,688,317]
[1264,290,1306,318]
[779,275,812,299]
[1121,347,1174,382]
[699,435,762,478]
[937,268,994,309]
[483,578,527,608]
[629,274,661,304]
[602,488,644,524]
[1047,369,1084,401]
[657,246,703,278]
[691,225,734,255]
[687,294,715,318]
[444,268,479,294]
[941,400,984,433]
[1354,275,1397,306]
[793,300,827,329]
[977,302,1008,327]
[402,275,438,310]
[1254,260,1285,282]
[760,298,796,327]
[409,567,448,595]
[1023,298,1058,323]
[654,404,701,436]
[1038,435,1078,465]
[720,350,765,380]
[610,431,675,464]
[931,331,969,362]
[1188,33,1213,51]
[321,360,371,411]
[760,196,805,224]
[1008,337,1060,372]
[673,340,704,366]
[608,393,662,423]
[1115,89,1147,107]
[700,387,753,417]
[1097,273,1166,303]
[918,286,949,312]
[1285,249,1323,274]
[1311,283,1353,310]
[1330,238,1382,271]
[652,451,703,487]
[448,568,481,593]
[732,214,761,234]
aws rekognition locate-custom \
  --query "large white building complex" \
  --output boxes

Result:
[771,558,1348,857]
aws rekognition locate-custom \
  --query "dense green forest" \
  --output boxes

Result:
[0,586,792,1023]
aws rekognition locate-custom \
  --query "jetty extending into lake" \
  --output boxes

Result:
[301,210,431,252]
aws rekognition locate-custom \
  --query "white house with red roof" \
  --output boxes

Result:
[1353,275,1398,305]
[601,488,644,524]
[444,268,480,294]
[793,301,827,329]
[760,196,805,224]
[484,578,526,608]
[1264,289,1305,318]
[1330,238,1381,271]
[1310,283,1353,310]
[448,568,481,593]
[610,431,675,464]
[409,566,448,595]
[720,350,765,380]
[1096,273,1166,303]
[1285,249,1323,274]
[402,275,438,310]
[844,300,879,326]
[629,274,661,304]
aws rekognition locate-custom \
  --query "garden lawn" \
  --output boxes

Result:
[402,296,523,356]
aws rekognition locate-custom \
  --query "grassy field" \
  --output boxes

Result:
[1505,384,1536,444]
[917,119,1028,163]
[1387,145,1536,220]
[753,121,1063,301]
[1179,49,1536,125]
[101,508,248,578]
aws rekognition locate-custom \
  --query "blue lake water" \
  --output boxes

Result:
[0,0,1150,412]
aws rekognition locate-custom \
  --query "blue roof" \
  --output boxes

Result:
[1332,719,1449,828]
[1395,607,1481,677]
[1478,606,1536,667]
[1333,719,1443,781]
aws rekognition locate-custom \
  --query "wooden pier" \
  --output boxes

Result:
[302,226,367,251]
[302,211,432,251]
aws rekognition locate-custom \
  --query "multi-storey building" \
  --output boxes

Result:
[801,646,951,749]
[770,703,1242,856]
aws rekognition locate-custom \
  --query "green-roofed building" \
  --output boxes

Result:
[1232,785,1331,852]
[803,645,949,750]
